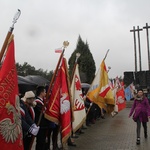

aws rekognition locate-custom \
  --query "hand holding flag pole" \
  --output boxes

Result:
[0,9,21,63]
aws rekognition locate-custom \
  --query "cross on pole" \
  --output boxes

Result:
[143,23,150,70]
[137,26,143,71]
[130,26,137,73]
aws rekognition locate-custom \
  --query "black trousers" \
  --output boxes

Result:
[47,125,60,150]
[36,128,48,150]
[23,135,32,150]
[136,118,147,138]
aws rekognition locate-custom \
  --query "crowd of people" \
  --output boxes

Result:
[20,82,150,149]
[20,86,106,150]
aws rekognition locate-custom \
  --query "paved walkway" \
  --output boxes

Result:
[68,108,150,150]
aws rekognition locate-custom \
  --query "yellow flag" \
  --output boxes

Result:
[87,60,115,113]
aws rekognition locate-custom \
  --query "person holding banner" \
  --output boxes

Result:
[129,89,150,145]
[34,86,49,150]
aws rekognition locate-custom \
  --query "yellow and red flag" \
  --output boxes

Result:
[71,64,86,133]
[45,57,71,143]
[0,37,23,150]
[87,60,115,113]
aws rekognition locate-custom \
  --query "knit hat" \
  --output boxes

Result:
[22,91,35,102]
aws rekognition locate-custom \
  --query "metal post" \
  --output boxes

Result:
[143,23,150,70]
[130,26,137,73]
[137,26,143,71]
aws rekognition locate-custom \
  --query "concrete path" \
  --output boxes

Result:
[68,108,150,150]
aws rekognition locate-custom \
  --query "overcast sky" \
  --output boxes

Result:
[0,0,150,78]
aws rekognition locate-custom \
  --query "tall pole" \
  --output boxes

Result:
[0,9,21,63]
[130,26,137,73]
[137,26,143,71]
[143,23,150,70]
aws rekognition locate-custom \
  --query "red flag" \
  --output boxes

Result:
[45,69,61,124]
[0,38,23,150]
[45,57,71,143]
[116,87,126,112]
[60,58,71,143]
[55,48,63,53]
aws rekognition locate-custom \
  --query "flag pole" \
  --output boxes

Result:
[64,58,73,141]
[64,57,74,121]
[103,49,110,61]
[29,41,69,150]
[0,9,21,63]
[45,41,69,101]
[70,53,81,84]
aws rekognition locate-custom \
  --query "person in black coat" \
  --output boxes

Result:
[34,86,49,150]
[20,94,39,150]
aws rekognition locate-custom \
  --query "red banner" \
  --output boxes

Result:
[45,69,61,124]
[45,58,71,143]
[0,38,23,150]
[60,58,71,143]
[116,87,126,112]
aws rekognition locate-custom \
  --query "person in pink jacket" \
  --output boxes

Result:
[129,89,150,145]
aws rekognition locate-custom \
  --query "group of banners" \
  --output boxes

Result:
[0,37,135,149]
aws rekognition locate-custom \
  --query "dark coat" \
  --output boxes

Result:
[20,100,34,137]
[34,97,49,128]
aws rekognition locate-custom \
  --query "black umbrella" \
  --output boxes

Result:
[18,76,38,95]
[25,75,50,86]
[18,76,37,85]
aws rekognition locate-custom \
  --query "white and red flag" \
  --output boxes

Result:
[71,64,86,133]
[116,87,126,112]
[55,48,63,53]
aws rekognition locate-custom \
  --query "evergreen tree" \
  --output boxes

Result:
[68,35,96,84]
[16,62,53,81]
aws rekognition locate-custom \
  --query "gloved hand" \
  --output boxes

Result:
[29,125,40,136]
[32,123,38,128]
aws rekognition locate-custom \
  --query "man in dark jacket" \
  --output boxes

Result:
[34,86,49,150]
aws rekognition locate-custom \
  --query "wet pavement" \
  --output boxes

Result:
[68,108,150,150]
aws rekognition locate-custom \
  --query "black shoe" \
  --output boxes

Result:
[71,135,79,138]
[79,130,84,134]
[86,123,91,127]
[145,133,148,139]
[82,126,87,130]
[101,116,105,119]
[68,142,76,147]
[136,138,140,145]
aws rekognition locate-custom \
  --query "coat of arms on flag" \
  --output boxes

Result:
[0,36,23,150]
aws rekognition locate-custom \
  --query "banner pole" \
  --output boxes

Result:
[29,41,69,150]
[0,9,21,63]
